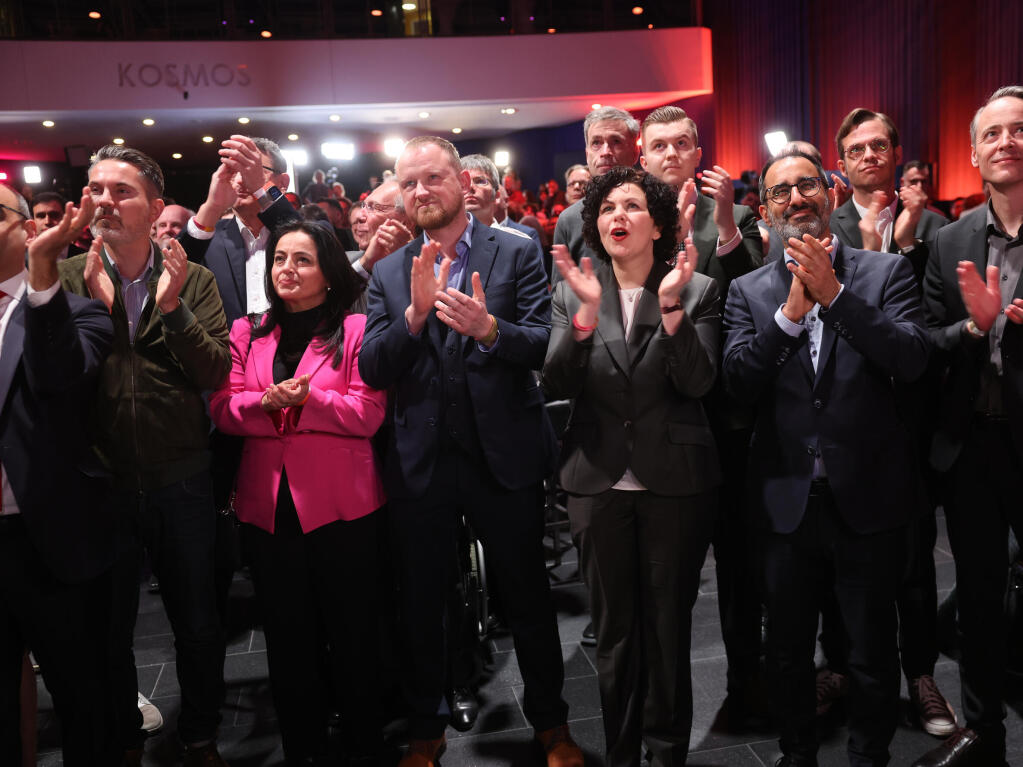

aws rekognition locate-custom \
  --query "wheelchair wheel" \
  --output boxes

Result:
[463,531,489,640]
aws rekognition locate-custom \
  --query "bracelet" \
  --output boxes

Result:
[660,302,683,315]
[479,314,499,346]
[297,390,311,407]
[572,313,598,332]
[192,216,215,233]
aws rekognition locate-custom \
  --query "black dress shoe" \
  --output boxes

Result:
[911,728,1006,767]
[581,621,596,647]
[450,687,479,732]
[774,756,818,767]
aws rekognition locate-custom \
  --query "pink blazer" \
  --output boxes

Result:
[210,313,386,534]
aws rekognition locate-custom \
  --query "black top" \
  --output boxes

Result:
[273,303,326,383]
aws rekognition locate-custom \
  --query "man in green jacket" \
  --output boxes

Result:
[59,144,232,767]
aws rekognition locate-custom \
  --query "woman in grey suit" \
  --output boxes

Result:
[541,167,722,767]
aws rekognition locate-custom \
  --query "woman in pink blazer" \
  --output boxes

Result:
[210,220,386,766]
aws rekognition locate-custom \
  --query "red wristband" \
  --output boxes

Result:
[192,216,215,233]
[572,313,598,332]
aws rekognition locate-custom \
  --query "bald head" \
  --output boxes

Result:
[0,185,34,279]
[153,204,194,248]
[353,178,409,251]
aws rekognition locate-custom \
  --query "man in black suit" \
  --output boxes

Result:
[0,184,116,765]
[723,150,930,767]
[913,85,1023,767]
[639,104,766,726]
[359,136,582,767]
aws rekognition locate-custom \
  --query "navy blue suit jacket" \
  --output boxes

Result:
[0,289,115,583]
[722,239,930,535]
[359,218,556,499]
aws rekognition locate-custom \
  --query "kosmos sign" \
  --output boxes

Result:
[117,63,252,88]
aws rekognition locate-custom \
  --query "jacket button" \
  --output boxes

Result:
[806,446,815,455]
[447,347,454,356]
[624,420,632,429]
[813,399,823,409]
[426,417,436,427]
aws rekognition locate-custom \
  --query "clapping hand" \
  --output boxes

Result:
[27,187,94,290]
[261,374,311,411]
[405,240,451,335]
[857,190,886,252]
[785,235,839,309]
[156,239,189,314]
[552,244,601,336]
[957,261,1004,332]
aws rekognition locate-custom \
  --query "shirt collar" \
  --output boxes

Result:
[235,215,269,246]
[106,242,156,285]
[425,212,474,261]
[0,269,27,301]
[852,195,898,223]
[986,201,1023,245]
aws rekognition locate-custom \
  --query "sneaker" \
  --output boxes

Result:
[815,668,848,716]
[909,675,958,737]
[137,692,163,733]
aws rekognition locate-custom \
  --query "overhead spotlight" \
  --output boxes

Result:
[41,120,55,128]
[88,10,101,19]
[282,148,309,167]
[591,103,602,110]
[0,172,7,181]
[321,142,355,161]
[237,116,250,124]
[500,107,517,115]
[647,23,653,29]
[493,150,510,168]
[451,128,463,134]
[547,28,556,33]
[142,118,155,126]
[112,137,125,145]
[632,6,644,14]
[384,138,406,158]
[23,166,42,184]
[260,30,272,38]
[288,133,299,141]
[418,111,430,119]
[202,135,214,143]
[401,2,416,9]
[371,8,383,16]
[172,153,183,159]
[329,114,341,122]
[764,131,789,156]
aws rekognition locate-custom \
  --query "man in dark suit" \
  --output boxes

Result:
[723,150,930,767]
[913,85,1023,767]
[830,109,948,284]
[359,136,582,767]
[639,104,766,726]
[0,184,116,765]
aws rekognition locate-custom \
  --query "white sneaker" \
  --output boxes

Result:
[138,691,164,733]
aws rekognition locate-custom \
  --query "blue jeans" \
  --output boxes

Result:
[109,471,226,748]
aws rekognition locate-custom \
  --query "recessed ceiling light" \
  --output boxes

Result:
[112,137,125,145]
[88,10,101,19]
[172,153,182,159]
[418,111,430,119]
[237,116,250,124]
[647,23,653,29]
[632,6,644,14]
[401,2,416,9]
[260,30,272,38]
[142,118,155,126]
[370,8,383,16]
[451,128,463,134]
[500,107,517,115]
[321,142,355,161]
[288,133,299,141]
[329,114,341,122]
[202,135,214,143]
[547,28,556,34]
[41,120,55,128]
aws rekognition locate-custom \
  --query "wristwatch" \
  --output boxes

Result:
[254,183,284,211]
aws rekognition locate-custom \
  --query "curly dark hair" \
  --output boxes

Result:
[581,167,679,264]
[252,220,365,369]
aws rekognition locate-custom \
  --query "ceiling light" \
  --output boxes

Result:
[647,23,653,29]
[329,114,341,122]
[41,120,55,128]
[172,153,182,159]
[591,103,602,110]
[260,30,272,38]
[23,166,42,184]
[282,148,309,167]
[321,142,355,161]
[0,172,7,181]
[202,135,214,143]
[493,150,510,168]
[237,116,250,124]
[88,10,101,19]
[632,6,644,14]
[547,28,556,34]
[112,137,125,145]
[384,138,406,158]
[764,130,789,156]
[418,111,430,119]
[451,128,463,134]
[500,107,517,115]
[371,8,383,16]
[142,118,155,126]
[288,133,299,141]
[401,2,416,9]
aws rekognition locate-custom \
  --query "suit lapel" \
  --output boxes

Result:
[595,264,629,376]
[223,220,249,314]
[813,241,858,388]
[830,201,861,249]
[692,194,718,274]
[626,260,669,367]
[251,326,280,389]
[294,341,330,380]
[0,301,25,410]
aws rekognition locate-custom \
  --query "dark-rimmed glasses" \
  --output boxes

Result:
[765,177,824,204]
[0,203,28,220]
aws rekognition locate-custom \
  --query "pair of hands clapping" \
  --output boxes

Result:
[405,240,493,343]
[261,374,311,412]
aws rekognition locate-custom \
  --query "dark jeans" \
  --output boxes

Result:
[943,417,1021,760]
[388,447,568,740]
[568,489,716,767]
[241,477,382,761]
[0,516,117,766]
[109,471,226,749]
[763,481,902,767]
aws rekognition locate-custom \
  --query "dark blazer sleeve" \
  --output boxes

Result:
[540,281,594,400]
[483,237,552,371]
[23,289,112,393]
[257,196,300,232]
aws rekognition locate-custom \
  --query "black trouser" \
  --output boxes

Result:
[0,515,118,766]
[943,416,1021,761]
[763,481,902,767]
[388,446,568,740]
[242,478,382,761]
[109,471,226,750]
[568,489,716,767]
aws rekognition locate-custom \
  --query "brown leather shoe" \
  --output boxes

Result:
[536,725,584,767]
[398,736,447,767]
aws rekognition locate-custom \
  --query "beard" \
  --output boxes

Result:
[768,200,829,242]
[413,200,459,231]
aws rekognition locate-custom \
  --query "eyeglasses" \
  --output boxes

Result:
[261,165,276,174]
[469,176,492,187]
[0,203,27,220]
[765,176,824,204]
[360,201,396,214]
[843,138,891,161]
[567,180,589,189]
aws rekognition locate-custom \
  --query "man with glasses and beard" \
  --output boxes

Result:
[722,150,930,767]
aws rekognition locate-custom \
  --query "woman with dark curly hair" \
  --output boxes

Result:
[210,220,387,766]
[542,167,722,767]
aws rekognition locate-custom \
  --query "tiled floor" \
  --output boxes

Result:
[35,512,1023,766]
